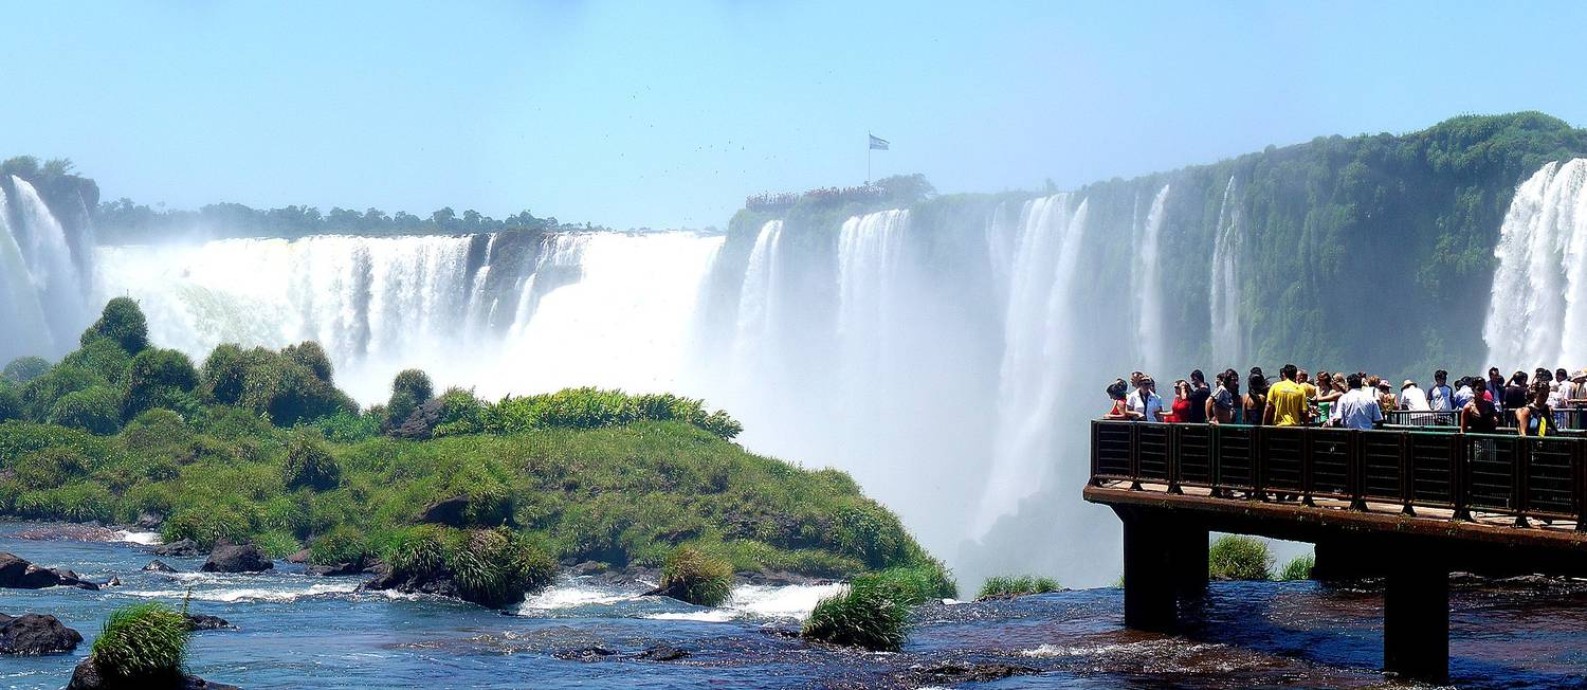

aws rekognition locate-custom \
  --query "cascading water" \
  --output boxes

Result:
[8,176,90,352]
[1132,185,1170,374]
[730,221,784,388]
[836,210,907,429]
[1210,176,1244,364]
[1484,159,1587,367]
[0,186,55,361]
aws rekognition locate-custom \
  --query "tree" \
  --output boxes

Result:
[82,298,150,354]
[124,348,199,420]
[2,356,51,384]
[283,341,334,383]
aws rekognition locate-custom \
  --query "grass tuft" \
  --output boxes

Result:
[91,602,191,681]
[1278,554,1315,581]
[1208,535,1273,580]
[801,578,910,651]
[659,545,734,607]
[976,574,1060,600]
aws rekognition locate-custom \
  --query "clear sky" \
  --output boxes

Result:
[4,1,1585,230]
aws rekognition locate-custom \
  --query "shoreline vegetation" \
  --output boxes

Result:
[0,299,952,610]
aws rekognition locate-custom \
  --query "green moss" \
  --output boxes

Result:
[976,575,1061,600]
[90,602,190,682]
[1208,535,1273,581]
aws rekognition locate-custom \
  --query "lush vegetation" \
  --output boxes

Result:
[1279,554,1315,582]
[976,574,1061,600]
[802,576,913,652]
[88,602,190,683]
[658,545,734,607]
[0,300,937,587]
[1207,535,1274,581]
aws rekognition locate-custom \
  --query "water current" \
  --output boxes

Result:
[3,523,1585,689]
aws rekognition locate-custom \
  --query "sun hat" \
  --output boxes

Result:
[1402,379,1416,389]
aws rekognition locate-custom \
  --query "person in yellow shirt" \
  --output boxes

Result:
[1265,363,1310,426]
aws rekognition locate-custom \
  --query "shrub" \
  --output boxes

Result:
[82,297,150,354]
[125,348,200,419]
[283,430,341,491]
[1208,535,1273,580]
[448,527,556,609]
[977,575,1060,600]
[387,369,434,429]
[316,409,380,443]
[3,355,52,383]
[802,578,910,651]
[48,386,123,435]
[20,364,99,421]
[1279,554,1315,581]
[60,337,133,388]
[309,526,371,566]
[90,602,190,682]
[385,525,448,580]
[433,387,484,437]
[659,545,734,607]
[0,383,19,422]
[282,341,334,383]
[200,343,249,405]
[12,447,91,489]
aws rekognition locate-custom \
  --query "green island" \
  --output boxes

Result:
[0,297,951,610]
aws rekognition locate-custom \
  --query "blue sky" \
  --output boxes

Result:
[4,1,1585,229]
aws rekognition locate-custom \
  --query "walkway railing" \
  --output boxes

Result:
[1090,420,1587,528]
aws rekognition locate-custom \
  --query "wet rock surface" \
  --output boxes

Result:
[0,613,83,655]
[0,553,99,590]
[201,543,272,573]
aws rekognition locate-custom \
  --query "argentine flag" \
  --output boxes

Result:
[869,134,889,151]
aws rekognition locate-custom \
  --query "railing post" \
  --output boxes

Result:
[1399,431,1415,516]
[1129,423,1143,491]
[1575,437,1587,532]
[1090,421,1101,487]
[1348,429,1367,511]
[1452,433,1471,522]
[1513,437,1531,528]
[1167,425,1183,495]
[1252,426,1268,501]
[1301,427,1316,507]
[1210,424,1225,498]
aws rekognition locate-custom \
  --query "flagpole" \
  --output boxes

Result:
[867,133,872,184]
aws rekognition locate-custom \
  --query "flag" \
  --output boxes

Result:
[869,134,889,151]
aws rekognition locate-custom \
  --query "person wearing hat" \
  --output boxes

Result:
[1376,380,1398,415]
[1566,369,1587,429]
[1401,379,1430,419]
[1126,376,1164,422]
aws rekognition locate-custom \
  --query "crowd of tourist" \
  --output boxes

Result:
[1104,364,1587,436]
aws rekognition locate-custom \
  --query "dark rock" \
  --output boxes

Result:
[201,543,273,574]
[0,613,83,654]
[739,570,829,587]
[361,567,461,601]
[0,553,99,590]
[103,576,121,588]
[14,525,120,542]
[135,512,165,530]
[285,549,310,564]
[143,560,178,573]
[153,539,203,557]
[185,614,234,631]
[66,656,242,689]
[634,644,690,661]
[418,496,471,527]
[306,562,363,577]
[570,561,608,576]
[554,646,618,661]
[905,662,1040,685]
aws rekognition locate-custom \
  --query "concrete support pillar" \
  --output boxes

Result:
[1170,523,1209,599]
[1383,554,1449,682]
[1120,509,1184,631]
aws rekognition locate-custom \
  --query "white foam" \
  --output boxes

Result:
[518,585,639,611]
[642,611,736,623]
[116,530,164,545]
[727,583,845,620]
[122,582,359,603]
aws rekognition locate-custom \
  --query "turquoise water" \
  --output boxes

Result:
[2,523,1585,689]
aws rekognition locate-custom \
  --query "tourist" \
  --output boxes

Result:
[1209,371,1238,424]
[1264,364,1309,426]
[1314,372,1342,419]
[1167,380,1192,423]
[1504,371,1530,425]
[1297,369,1318,401]
[1376,380,1397,415]
[1516,380,1554,437]
[1244,372,1269,426]
[1453,376,1476,410]
[1127,376,1165,422]
[1568,370,1587,429]
[1487,368,1507,407]
[1460,379,1501,434]
[1548,378,1569,429]
[1401,380,1430,411]
[1184,370,1210,423]
[1332,372,1384,430]
[1429,370,1454,424]
[1104,379,1138,420]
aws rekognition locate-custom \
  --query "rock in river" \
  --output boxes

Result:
[0,613,83,654]
[0,553,100,590]
[201,543,273,573]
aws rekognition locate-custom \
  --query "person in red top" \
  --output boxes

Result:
[1166,379,1192,423]
[1104,379,1140,420]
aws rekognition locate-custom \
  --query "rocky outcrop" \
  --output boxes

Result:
[200,543,272,573]
[152,540,203,557]
[0,613,83,654]
[14,525,122,542]
[0,553,100,590]
[184,614,234,632]
[417,496,471,527]
[143,560,178,573]
[65,657,241,689]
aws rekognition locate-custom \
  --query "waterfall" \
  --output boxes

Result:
[0,186,54,360]
[1132,184,1171,374]
[1484,160,1587,367]
[975,194,1090,535]
[836,210,907,414]
[730,221,784,382]
[9,176,90,351]
[1210,176,1244,363]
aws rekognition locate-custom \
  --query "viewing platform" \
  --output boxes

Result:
[1085,419,1587,682]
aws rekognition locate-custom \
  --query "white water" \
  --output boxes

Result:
[1132,185,1170,375]
[0,186,55,360]
[728,221,784,392]
[5,177,90,357]
[975,195,1090,535]
[1209,176,1244,363]
[1484,160,1587,367]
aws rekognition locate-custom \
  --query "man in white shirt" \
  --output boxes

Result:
[1126,377,1165,422]
[1333,373,1384,430]
[1428,370,1453,412]
[1401,380,1430,411]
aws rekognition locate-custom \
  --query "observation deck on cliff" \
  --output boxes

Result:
[1085,420,1587,682]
